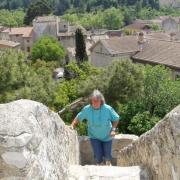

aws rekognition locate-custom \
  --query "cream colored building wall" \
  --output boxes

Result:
[91,43,133,67]
[0,32,10,40]
[162,18,178,32]
[91,51,113,67]
[171,69,180,80]
[33,21,57,42]
[0,32,32,52]
[0,44,20,50]
[59,36,75,48]
[10,35,24,50]
[23,37,33,52]
[91,43,113,67]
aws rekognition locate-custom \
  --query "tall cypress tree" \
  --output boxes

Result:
[75,28,88,65]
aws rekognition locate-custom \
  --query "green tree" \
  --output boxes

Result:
[53,0,71,15]
[0,9,25,27]
[31,36,66,64]
[106,60,144,105]
[123,7,135,25]
[135,0,142,14]
[0,49,55,107]
[143,65,180,117]
[75,28,88,64]
[128,111,160,135]
[117,100,145,133]
[102,8,124,29]
[78,59,144,105]
[150,23,160,31]
[24,0,51,25]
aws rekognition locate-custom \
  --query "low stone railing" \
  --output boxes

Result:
[79,134,138,165]
[117,105,180,180]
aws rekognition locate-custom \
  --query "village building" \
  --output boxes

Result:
[123,19,162,33]
[89,36,140,67]
[90,34,180,79]
[32,16,88,60]
[161,16,180,33]
[32,16,58,41]
[0,40,20,50]
[0,27,33,52]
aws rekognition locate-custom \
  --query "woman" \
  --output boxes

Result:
[71,89,120,166]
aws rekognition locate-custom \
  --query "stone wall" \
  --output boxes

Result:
[0,100,79,180]
[79,134,138,165]
[117,105,180,180]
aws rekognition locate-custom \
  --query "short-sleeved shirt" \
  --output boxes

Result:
[75,104,120,142]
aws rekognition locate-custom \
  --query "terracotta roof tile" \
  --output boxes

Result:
[146,32,171,40]
[90,35,180,69]
[132,39,180,69]
[0,40,20,47]
[100,36,139,54]
[2,27,33,38]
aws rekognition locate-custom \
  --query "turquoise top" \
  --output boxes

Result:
[76,104,120,141]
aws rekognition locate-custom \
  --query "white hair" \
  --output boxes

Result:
[90,89,105,105]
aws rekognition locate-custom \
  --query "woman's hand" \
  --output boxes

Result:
[109,130,116,137]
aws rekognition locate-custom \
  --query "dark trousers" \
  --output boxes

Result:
[90,138,112,164]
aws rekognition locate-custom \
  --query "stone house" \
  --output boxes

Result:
[32,16,88,60]
[57,24,87,49]
[145,31,171,40]
[159,0,180,7]
[132,38,180,79]
[0,40,20,50]
[90,35,180,79]
[89,36,140,67]
[32,16,87,49]
[32,16,58,41]
[0,27,33,52]
[161,16,180,33]
[123,19,162,34]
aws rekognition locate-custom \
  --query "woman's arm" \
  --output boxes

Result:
[71,118,80,129]
[110,120,119,137]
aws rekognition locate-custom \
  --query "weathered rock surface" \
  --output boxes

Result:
[0,99,79,180]
[79,134,138,165]
[68,165,149,180]
[117,105,180,180]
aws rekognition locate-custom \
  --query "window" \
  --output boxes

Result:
[175,74,180,80]
[27,47,30,52]
[27,39,29,43]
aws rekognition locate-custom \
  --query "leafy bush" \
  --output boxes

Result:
[128,111,160,135]
[31,36,66,65]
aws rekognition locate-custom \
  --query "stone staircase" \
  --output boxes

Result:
[68,165,149,180]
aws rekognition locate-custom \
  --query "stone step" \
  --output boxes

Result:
[68,165,149,180]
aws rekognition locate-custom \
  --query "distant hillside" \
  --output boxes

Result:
[0,0,160,14]
[0,0,179,15]
[0,0,30,9]
[159,0,180,7]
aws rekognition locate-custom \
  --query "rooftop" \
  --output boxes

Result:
[33,16,58,23]
[132,38,180,69]
[90,36,139,54]
[0,40,20,48]
[2,27,33,38]
[90,35,180,69]
[146,32,171,40]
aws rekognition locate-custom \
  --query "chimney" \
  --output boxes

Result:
[170,32,176,41]
[137,32,145,51]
